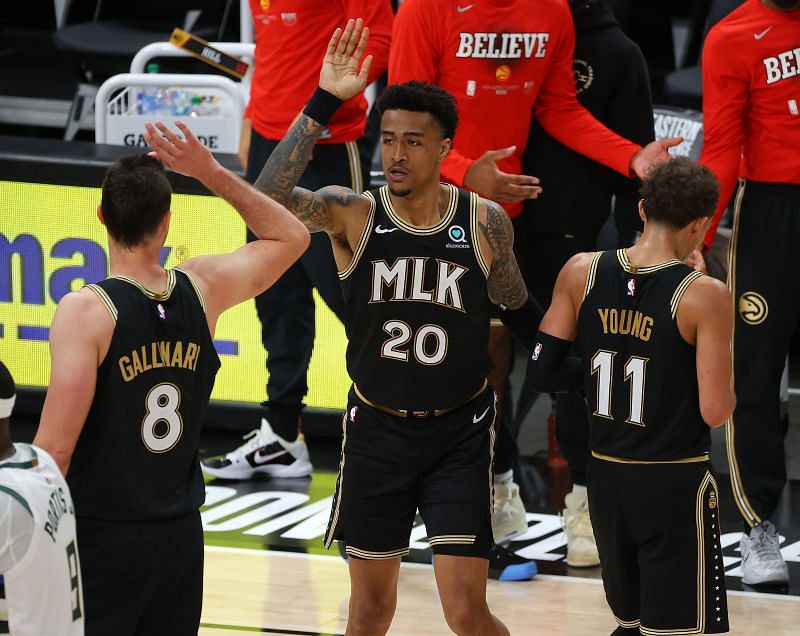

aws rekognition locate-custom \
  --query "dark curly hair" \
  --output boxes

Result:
[377,81,459,140]
[101,154,172,248]
[639,158,720,229]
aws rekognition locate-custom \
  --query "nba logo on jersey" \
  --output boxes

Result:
[532,342,542,361]
[157,303,166,320]
[349,406,358,422]
[627,279,636,297]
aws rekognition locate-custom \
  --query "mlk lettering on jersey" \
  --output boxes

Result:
[370,258,468,312]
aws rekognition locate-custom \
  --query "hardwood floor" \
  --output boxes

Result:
[200,547,800,635]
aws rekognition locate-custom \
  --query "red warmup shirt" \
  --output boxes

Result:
[389,0,641,217]
[247,0,393,144]
[701,0,800,248]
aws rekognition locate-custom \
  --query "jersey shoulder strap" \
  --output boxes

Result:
[669,268,704,320]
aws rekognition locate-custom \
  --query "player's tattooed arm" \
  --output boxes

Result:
[253,19,370,238]
[480,200,529,310]
[253,116,365,246]
[252,114,345,234]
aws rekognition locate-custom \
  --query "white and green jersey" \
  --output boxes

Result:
[0,444,83,635]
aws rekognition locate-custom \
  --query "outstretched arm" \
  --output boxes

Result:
[253,18,372,237]
[144,121,309,329]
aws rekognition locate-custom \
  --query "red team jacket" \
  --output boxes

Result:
[389,0,642,217]
[701,0,800,248]
[247,0,393,144]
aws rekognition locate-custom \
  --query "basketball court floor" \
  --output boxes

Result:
[194,433,800,635]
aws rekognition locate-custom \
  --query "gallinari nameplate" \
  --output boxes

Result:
[169,28,250,80]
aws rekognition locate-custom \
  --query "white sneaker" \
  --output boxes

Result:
[562,491,600,567]
[740,521,789,585]
[492,481,528,543]
[201,418,313,480]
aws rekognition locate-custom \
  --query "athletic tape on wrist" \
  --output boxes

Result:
[302,87,344,127]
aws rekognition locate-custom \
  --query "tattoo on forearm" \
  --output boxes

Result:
[480,200,528,310]
[254,114,322,206]
[252,114,358,235]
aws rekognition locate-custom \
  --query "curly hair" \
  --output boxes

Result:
[639,158,720,229]
[377,81,459,140]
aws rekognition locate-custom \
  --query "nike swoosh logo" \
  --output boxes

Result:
[473,405,491,423]
[375,225,398,234]
[253,449,289,464]
[457,4,475,12]
[754,26,772,40]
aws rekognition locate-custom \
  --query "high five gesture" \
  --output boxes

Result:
[320,18,372,102]
[253,19,374,240]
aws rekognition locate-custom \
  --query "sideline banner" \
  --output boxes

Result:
[0,180,349,409]
[653,104,703,160]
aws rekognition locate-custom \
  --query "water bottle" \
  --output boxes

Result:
[189,95,204,116]
[137,63,160,115]
[154,87,171,117]
[170,90,191,116]
[203,95,222,117]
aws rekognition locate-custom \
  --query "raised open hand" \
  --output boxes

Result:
[319,18,372,101]
[144,121,217,181]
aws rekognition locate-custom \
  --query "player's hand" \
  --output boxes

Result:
[629,137,683,179]
[464,146,542,203]
[319,18,372,101]
[144,121,218,181]
[685,248,708,274]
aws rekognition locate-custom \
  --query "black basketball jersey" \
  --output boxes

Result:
[340,184,491,411]
[576,250,709,461]
[68,269,220,521]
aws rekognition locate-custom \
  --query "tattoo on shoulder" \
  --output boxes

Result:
[479,200,528,309]
[285,188,334,233]
[287,185,361,238]
[320,185,358,208]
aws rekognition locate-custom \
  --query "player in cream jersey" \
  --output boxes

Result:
[0,446,84,636]
[0,360,83,636]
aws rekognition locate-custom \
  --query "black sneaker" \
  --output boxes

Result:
[487,544,537,581]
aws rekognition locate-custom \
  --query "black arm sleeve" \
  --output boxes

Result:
[528,331,584,394]
[496,295,545,352]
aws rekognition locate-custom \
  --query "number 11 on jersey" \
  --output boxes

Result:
[591,349,649,426]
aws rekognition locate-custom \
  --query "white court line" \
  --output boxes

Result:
[204,545,800,602]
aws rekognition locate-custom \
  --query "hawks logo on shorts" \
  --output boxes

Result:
[738,291,768,325]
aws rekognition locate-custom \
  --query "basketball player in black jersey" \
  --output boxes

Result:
[247,19,553,636]
[34,129,309,635]
[530,158,736,634]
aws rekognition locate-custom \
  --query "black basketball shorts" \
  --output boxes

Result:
[588,458,729,635]
[325,386,496,560]
[77,511,203,636]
